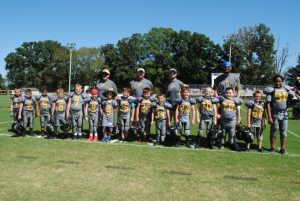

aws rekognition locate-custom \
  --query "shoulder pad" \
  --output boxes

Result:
[234,98,243,105]
[68,92,74,97]
[137,97,143,102]
[245,100,254,108]
[217,96,224,102]
[263,86,274,94]
[283,84,293,91]
[164,102,172,109]
[197,96,203,103]
[190,98,196,105]
[150,96,157,102]
[211,97,219,103]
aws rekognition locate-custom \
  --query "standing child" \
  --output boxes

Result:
[101,89,118,142]
[195,87,218,149]
[51,88,68,138]
[245,91,267,152]
[36,87,52,137]
[264,75,295,154]
[135,87,156,143]
[67,84,88,140]
[85,88,101,141]
[151,94,171,145]
[218,87,242,151]
[116,87,136,142]
[10,88,23,121]
[175,86,196,147]
[18,89,37,136]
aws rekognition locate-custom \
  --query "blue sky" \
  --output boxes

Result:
[0,0,299,77]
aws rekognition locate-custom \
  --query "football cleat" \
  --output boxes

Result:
[235,124,245,141]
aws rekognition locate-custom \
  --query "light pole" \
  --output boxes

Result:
[67,43,75,94]
[229,44,232,63]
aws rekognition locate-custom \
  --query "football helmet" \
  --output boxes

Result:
[235,124,245,141]
[46,122,55,135]
[208,126,221,141]
[242,129,255,143]
[11,121,25,136]
[60,119,71,132]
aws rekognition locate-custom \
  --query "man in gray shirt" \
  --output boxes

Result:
[97,69,118,101]
[130,68,154,98]
[213,61,241,98]
[164,68,184,122]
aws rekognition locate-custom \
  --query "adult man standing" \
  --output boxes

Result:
[213,61,241,98]
[130,68,154,98]
[97,69,118,100]
[164,68,184,122]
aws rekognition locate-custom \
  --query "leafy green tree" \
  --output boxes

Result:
[0,74,5,89]
[101,27,222,88]
[223,23,276,85]
[285,54,300,85]
[72,47,107,87]
[5,40,69,91]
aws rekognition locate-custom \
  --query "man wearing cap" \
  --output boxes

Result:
[130,68,154,98]
[96,69,118,101]
[163,68,185,122]
[213,62,241,98]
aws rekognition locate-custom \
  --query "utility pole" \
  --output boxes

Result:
[67,43,76,94]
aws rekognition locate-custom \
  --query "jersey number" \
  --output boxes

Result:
[90,104,97,113]
[201,102,212,111]
[58,102,64,111]
[252,108,263,119]
[42,100,48,109]
[74,97,80,107]
[222,102,235,112]
[275,92,288,102]
[179,105,190,114]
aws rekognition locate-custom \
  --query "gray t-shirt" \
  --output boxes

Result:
[246,100,265,127]
[218,96,242,121]
[36,95,52,114]
[177,98,196,122]
[264,86,293,112]
[164,79,184,105]
[101,100,117,127]
[196,96,219,119]
[213,73,240,97]
[130,78,154,98]
[69,92,88,112]
[97,79,118,100]
[117,96,136,119]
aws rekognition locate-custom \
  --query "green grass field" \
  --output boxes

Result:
[0,95,300,201]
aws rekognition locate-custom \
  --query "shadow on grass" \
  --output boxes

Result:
[224,175,258,181]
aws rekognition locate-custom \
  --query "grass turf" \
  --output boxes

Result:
[0,95,300,201]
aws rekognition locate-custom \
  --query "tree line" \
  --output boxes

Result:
[2,23,299,91]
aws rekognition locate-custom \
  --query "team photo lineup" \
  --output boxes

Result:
[10,61,299,155]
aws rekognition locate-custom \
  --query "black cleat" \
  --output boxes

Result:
[279,148,286,155]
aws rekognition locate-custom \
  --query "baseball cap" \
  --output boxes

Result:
[169,68,177,73]
[102,69,110,74]
[90,88,99,95]
[137,68,145,73]
[223,61,232,67]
